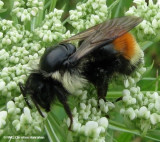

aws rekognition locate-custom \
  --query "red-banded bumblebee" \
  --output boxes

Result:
[19,16,143,129]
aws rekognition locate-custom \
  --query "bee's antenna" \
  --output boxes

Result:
[18,82,32,109]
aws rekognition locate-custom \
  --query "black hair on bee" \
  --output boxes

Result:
[19,16,143,130]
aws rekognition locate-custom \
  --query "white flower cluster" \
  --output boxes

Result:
[0,49,9,67]
[0,25,46,136]
[69,0,108,31]
[66,90,115,142]
[126,0,160,41]
[0,64,30,98]
[124,52,146,88]
[0,20,23,48]
[0,4,70,136]
[0,111,7,136]
[124,65,146,88]
[120,51,160,132]
[6,95,44,135]
[120,87,160,132]
[34,9,71,44]
[0,0,4,9]
[12,0,43,22]
[0,8,68,136]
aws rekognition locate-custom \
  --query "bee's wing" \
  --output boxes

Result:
[63,24,100,42]
[67,16,143,64]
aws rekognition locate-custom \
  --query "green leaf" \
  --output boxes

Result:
[106,129,116,142]
[109,120,160,142]
[113,0,123,18]
[0,9,7,13]
[45,119,61,142]
[143,61,154,76]
[0,137,9,142]
[146,130,160,141]
[44,1,51,10]
[112,0,133,18]
[108,0,120,19]
[141,41,154,51]
[108,0,120,11]
[116,133,133,142]
[48,111,66,140]
[107,91,122,100]
[109,120,140,135]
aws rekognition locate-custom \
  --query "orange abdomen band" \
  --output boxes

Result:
[113,32,136,60]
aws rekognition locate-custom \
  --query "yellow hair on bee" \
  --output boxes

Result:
[113,32,142,65]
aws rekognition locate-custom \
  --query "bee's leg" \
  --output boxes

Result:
[62,101,73,130]
[57,95,73,130]
[18,82,32,109]
[31,96,45,117]
[54,86,73,130]
[93,75,109,109]
[95,72,109,101]
[115,96,122,102]
[96,81,108,101]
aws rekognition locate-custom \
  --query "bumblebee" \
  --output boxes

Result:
[19,16,143,129]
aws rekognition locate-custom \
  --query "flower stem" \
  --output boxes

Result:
[49,0,58,12]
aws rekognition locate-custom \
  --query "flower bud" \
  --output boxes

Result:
[126,108,136,120]
[98,117,108,128]
[150,113,160,125]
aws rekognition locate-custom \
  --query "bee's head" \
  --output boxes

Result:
[19,73,56,117]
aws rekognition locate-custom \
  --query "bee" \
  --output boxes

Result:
[19,16,143,129]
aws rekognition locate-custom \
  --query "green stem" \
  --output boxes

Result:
[108,0,120,14]
[31,17,36,31]
[35,9,44,28]
[107,91,160,99]
[49,0,58,12]
[44,1,51,10]
[142,77,160,80]
[0,106,5,111]
[24,20,31,31]
[155,70,159,91]
[62,17,70,25]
